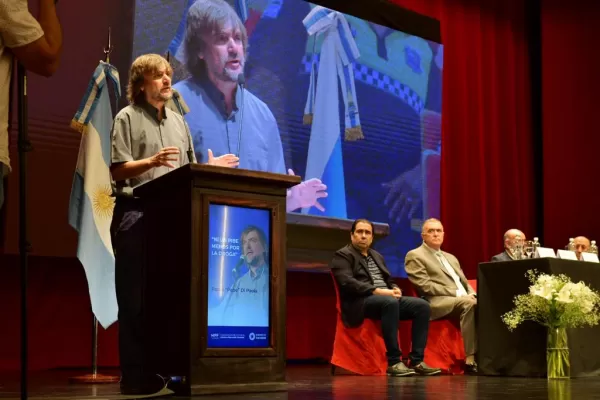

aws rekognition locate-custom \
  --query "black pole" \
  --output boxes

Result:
[526,0,544,242]
[92,316,98,377]
[17,62,32,400]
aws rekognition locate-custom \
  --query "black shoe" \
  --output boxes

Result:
[464,363,478,375]
[412,362,442,376]
[387,362,416,377]
[120,375,165,395]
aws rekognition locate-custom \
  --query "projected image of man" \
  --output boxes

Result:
[221,225,269,327]
[172,0,327,213]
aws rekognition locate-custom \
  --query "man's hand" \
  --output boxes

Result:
[286,169,328,212]
[9,0,63,77]
[374,288,401,299]
[382,163,422,223]
[150,147,180,168]
[207,149,239,168]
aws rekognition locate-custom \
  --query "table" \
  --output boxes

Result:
[477,258,600,377]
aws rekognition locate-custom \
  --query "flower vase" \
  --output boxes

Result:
[547,327,570,379]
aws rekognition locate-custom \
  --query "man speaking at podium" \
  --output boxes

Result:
[109,53,238,395]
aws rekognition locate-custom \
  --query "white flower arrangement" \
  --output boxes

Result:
[502,270,600,331]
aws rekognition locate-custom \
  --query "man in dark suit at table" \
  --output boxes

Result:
[404,218,478,374]
[330,219,441,376]
[491,229,526,262]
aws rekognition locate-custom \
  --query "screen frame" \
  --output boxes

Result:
[197,194,280,357]
[117,0,442,111]
[306,0,442,44]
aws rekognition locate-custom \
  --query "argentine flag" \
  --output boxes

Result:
[68,61,120,329]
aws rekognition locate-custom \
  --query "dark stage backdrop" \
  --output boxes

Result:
[541,0,600,250]
[0,0,562,370]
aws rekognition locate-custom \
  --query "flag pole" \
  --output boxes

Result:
[69,27,119,384]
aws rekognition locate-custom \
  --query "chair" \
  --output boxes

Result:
[330,272,401,376]
[399,278,477,374]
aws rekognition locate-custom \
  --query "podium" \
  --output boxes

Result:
[133,163,300,396]
[477,258,600,377]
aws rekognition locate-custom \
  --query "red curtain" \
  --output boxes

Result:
[0,0,538,370]
[393,0,536,276]
[541,1,600,249]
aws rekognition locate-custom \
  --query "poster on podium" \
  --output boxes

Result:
[206,204,271,348]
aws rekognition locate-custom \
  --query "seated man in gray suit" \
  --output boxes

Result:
[491,229,526,262]
[405,218,478,374]
[331,219,441,377]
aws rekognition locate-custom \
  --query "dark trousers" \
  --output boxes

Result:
[110,198,147,384]
[364,294,431,366]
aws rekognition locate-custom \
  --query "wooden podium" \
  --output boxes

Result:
[133,163,300,396]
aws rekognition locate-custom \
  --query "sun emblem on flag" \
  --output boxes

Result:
[93,185,114,219]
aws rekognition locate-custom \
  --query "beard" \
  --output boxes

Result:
[151,88,172,102]
[158,90,173,101]
[219,57,244,82]
[246,252,264,267]
[219,67,242,83]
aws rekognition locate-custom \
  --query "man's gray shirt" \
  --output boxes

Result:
[110,101,196,196]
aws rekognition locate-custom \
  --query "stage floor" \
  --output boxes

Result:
[1,365,600,399]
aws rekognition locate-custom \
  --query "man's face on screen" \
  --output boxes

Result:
[243,230,265,266]
[351,222,373,252]
[200,21,245,84]
[142,66,172,104]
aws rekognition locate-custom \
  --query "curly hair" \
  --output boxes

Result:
[126,54,173,104]
[184,0,248,79]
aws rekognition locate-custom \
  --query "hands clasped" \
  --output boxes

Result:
[375,287,403,299]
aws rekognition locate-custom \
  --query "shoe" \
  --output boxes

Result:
[387,362,416,377]
[120,375,165,395]
[412,361,442,376]
[464,363,478,375]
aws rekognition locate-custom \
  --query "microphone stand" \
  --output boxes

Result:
[17,59,31,400]
[236,74,245,158]
[18,3,61,396]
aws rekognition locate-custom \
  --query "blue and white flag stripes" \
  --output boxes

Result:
[301,6,362,217]
[68,61,120,329]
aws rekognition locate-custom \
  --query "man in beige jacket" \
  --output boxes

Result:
[405,218,477,374]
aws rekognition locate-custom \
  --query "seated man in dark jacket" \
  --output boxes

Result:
[491,229,525,262]
[330,218,441,376]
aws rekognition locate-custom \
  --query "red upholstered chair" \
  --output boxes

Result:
[399,278,477,375]
[330,272,401,376]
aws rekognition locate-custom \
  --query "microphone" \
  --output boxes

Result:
[171,89,195,164]
[236,73,245,158]
[232,254,246,280]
